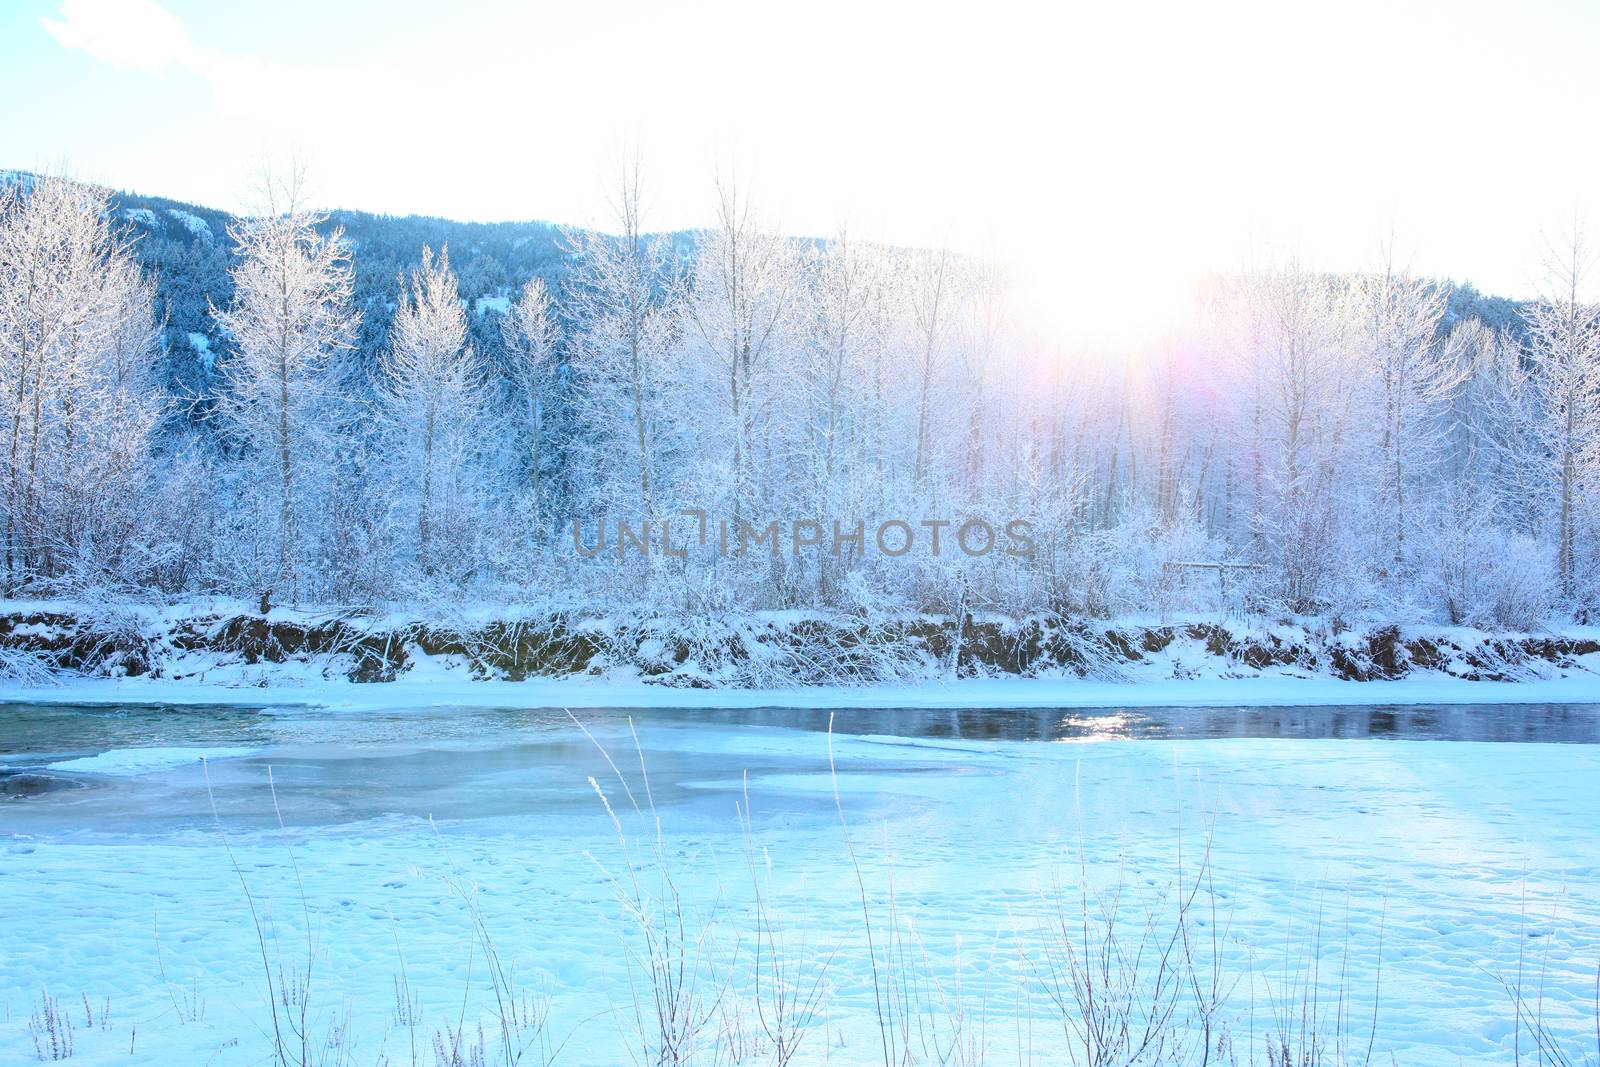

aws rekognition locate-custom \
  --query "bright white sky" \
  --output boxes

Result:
[3,0,1598,342]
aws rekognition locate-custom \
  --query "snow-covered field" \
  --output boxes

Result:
[1,700,1597,1065]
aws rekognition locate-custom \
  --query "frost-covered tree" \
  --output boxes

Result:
[1213,261,1362,612]
[957,258,1008,501]
[684,173,803,531]
[1524,227,1600,602]
[907,246,953,493]
[801,232,879,519]
[563,151,675,521]
[1450,319,1544,538]
[1353,262,1461,579]
[501,275,560,530]
[49,248,166,585]
[211,169,359,605]
[0,175,163,591]
[378,246,485,576]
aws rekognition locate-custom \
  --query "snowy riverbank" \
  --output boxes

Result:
[1,599,1597,710]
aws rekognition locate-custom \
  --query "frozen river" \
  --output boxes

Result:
[2,701,1598,1065]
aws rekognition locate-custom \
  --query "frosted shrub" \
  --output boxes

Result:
[1057,528,1117,617]
[0,646,59,686]
[1059,504,1224,619]
[1427,518,1476,627]
[1473,532,1555,631]
[1126,506,1225,618]
[833,559,899,617]
[1426,513,1554,631]
[130,446,219,595]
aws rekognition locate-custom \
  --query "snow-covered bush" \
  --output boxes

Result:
[1423,502,1555,631]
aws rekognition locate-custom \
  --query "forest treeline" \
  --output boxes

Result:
[1,167,1595,629]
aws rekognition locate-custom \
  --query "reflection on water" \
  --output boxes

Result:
[0,698,1597,837]
[2,699,1600,763]
[687,703,1600,744]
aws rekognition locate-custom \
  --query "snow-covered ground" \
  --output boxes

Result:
[1,701,1597,1065]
